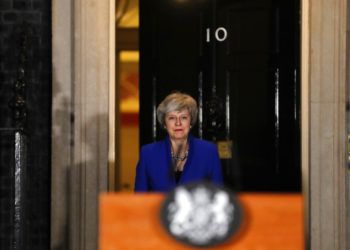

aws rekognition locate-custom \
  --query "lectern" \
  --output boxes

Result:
[100,193,303,250]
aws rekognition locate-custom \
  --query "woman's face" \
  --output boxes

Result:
[164,109,191,141]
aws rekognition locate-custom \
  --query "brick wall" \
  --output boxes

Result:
[0,0,51,249]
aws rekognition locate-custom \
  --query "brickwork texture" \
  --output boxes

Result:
[0,0,51,249]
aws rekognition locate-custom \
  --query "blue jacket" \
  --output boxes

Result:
[134,135,223,192]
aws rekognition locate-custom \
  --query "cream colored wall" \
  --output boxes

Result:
[120,125,139,191]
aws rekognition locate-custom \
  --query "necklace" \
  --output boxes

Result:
[171,150,188,161]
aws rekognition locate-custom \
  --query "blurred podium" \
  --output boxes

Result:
[100,193,304,250]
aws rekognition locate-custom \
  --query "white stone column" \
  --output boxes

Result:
[52,0,114,249]
[302,0,349,249]
[71,0,113,249]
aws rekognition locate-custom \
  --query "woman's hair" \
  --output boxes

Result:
[157,92,198,127]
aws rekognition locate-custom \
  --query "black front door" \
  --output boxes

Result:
[139,0,300,191]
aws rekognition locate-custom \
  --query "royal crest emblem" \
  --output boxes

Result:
[160,181,242,247]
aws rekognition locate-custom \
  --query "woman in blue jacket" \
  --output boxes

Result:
[134,92,223,192]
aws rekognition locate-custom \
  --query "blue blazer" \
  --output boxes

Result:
[134,135,223,192]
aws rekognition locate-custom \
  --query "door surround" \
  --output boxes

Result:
[51,0,349,249]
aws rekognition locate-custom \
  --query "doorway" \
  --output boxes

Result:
[51,0,349,248]
[139,0,301,191]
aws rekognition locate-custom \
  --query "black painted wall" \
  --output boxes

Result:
[0,0,51,249]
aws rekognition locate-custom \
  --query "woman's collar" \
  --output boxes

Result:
[165,134,193,148]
